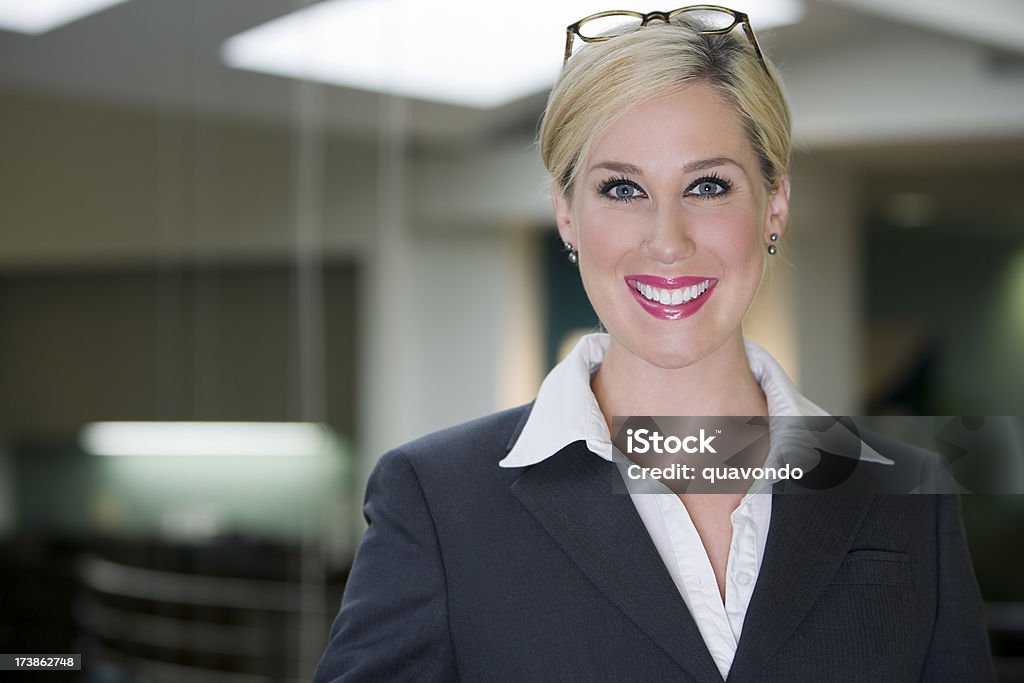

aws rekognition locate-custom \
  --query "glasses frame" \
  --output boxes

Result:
[563,4,767,72]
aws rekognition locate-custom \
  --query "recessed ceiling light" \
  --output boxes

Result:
[222,0,803,109]
[0,0,133,35]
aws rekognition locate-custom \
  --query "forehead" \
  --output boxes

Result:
[585,83,754,174]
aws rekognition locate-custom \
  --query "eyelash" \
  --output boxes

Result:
[597,176,645,203]
[596,173,734,203]
[688,173,733,199]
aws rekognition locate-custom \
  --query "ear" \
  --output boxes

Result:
[765,175,791,243]
[551,185,577,247]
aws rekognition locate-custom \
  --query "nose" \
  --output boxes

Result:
[640,205,696,264]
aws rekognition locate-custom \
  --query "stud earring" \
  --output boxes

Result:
[767,233,778,255]
[564,241,578,264]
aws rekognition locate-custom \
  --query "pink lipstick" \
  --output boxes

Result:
[625,275,717,320]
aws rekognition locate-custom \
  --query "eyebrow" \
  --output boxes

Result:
[587,156,741,176]
[683,156,741,173]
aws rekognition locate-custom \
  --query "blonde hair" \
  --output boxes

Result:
[539,15,791,196]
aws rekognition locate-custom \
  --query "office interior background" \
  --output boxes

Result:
[1,0,1022,681]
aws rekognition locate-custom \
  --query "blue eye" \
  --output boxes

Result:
[686,175,732,199]
[598,177,646,202]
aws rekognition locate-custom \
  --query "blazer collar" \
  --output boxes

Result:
[511,442,875,683]
[726,492,874,682]
[510,441,726,683]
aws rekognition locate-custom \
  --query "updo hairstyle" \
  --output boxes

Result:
[538,15,791,196]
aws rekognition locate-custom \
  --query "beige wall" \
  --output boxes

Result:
[0,91,373,267]
[0,91,546,478]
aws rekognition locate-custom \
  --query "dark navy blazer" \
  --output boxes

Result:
[314,403,995,682]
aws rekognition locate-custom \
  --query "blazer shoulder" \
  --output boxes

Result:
[390,402,534,474]
[859,426,959,493]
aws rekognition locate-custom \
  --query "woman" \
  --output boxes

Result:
[315,8,993,682]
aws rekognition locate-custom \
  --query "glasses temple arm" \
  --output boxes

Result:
[564,29,576,64]
[740,21,768,73]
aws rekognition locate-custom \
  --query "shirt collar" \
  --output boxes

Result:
[500,333,891,469]
[501,333,614,467]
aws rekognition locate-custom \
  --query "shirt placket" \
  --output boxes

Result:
[657,494,738,678]
[725,500,759,641]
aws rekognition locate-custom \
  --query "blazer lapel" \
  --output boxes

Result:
[510,441,724,683]
[726,492,874,682]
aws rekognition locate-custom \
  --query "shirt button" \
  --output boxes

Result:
[735,571,753,586]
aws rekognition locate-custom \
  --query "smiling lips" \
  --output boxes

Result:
[625,275,717,320]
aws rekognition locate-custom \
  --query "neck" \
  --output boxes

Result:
[591,332,768,426]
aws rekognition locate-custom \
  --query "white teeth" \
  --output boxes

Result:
[631,279,712,306]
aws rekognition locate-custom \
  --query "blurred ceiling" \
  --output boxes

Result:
[1,0,1022,243]
[0,0,1022,149]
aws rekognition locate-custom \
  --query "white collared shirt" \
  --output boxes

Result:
[499,333,847,680]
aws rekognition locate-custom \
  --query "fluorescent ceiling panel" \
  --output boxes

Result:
[0,0,132,35]
[222,0,803,109]
[81,421,338,457]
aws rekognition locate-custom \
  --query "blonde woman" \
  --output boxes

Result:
[315,7,993,682]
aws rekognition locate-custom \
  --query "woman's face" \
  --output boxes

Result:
[553,82,790,370]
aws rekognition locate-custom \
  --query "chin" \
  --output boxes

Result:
[627,334,715,371]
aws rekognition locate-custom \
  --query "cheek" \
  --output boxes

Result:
[699,210,763,267]
[576,209,638,267]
